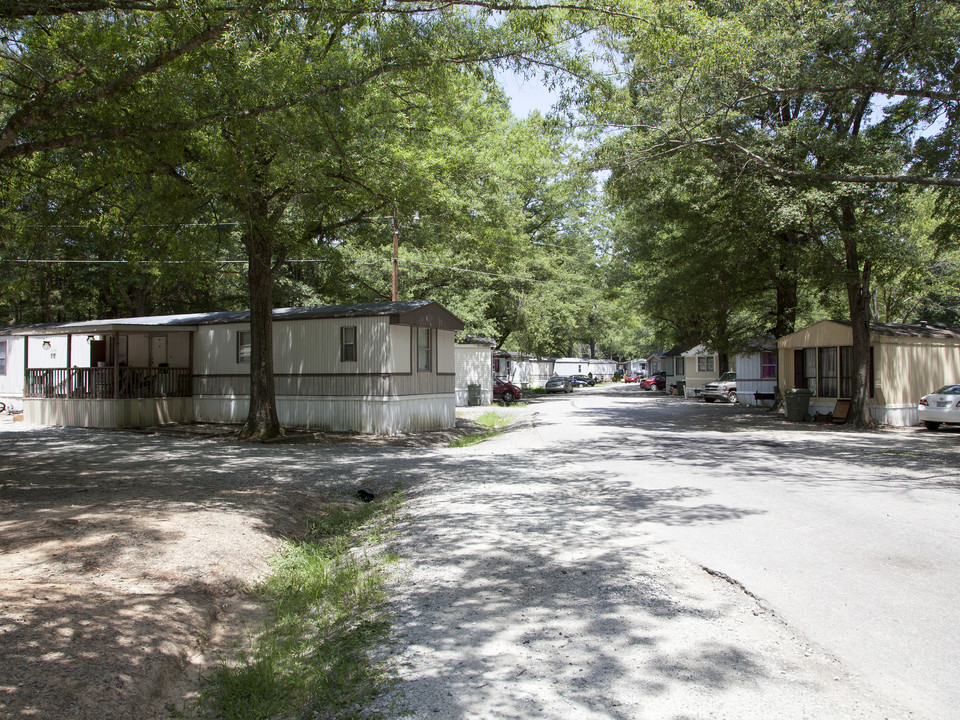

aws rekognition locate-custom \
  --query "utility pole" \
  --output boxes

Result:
[391,206,399,302]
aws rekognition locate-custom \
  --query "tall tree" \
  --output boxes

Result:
[592,0,960,426]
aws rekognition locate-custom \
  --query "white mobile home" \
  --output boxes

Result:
[624,358,648,376]
[0,331,27,411]
[455,341,494,406]
[554,357,617,381]
[734,339,778,407]
[13,300,464,434]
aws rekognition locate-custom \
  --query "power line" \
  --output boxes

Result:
[9,254,600,291]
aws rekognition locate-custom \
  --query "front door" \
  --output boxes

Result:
[150,335,168,367]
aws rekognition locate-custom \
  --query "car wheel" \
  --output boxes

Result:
[728,391,738,404]
[924,421,941,431]
[502,390,515,403]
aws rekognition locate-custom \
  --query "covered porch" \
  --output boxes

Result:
[17,318,197,428]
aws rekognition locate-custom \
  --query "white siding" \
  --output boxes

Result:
[127,334,150,366]
[437,330,455,374]
[26,336,69,369]
[455,344,493,406]
[554,358,587,376]
[197,317,392,376]
[588,359,617,379]
[193,393,453,434]
[512,359,555,387]
[0,336,24,408]
[24,397,192,428]
[735,351,778,407]
[390,325,411,373]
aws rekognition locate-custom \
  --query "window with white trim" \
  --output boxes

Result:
[0,339,6,375]
[341,326,357,362]
[237,331,251,363]
[417,327,431,371]
[697,356,715,373]
[761,351,777,379]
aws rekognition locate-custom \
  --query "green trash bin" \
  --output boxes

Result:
[676,379,686,397]
[785,388,812,421]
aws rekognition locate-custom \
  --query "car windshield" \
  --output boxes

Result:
[934,385,960,395]
[717,372,736,382]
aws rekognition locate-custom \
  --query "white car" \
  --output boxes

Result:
[918,385,960,430]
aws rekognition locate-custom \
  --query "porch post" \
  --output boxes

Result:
[23,335,29,394]
[188,331,195,397]
[113,331,120,399]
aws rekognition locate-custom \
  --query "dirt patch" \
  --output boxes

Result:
[0,421,459,720]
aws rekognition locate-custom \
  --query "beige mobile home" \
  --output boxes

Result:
[14,300,464,434]
[679,345,722,394]
[778,320,960,426]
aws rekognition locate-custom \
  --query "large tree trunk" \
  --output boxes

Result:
[239,224,283,440]
[840,201,875,429]
[772,231,800,338]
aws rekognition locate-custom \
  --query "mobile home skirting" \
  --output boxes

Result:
[23,397,193,428]
[193,393,455,434]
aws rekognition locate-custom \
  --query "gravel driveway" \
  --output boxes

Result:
[376,393,920,719]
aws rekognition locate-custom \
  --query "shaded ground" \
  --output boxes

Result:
[2,390,955,720]
[0,419,477,720]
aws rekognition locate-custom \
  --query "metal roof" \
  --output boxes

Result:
[9,300,464,336]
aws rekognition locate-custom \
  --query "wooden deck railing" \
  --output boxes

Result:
[25,367,192,400]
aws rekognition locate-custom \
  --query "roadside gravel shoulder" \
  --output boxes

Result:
[376,395,916,719]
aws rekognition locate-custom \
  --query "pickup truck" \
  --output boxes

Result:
[702,372,737,403]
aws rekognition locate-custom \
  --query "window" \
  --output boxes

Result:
[761,351,777,380]
[0,339,5,375]
[818,347,838,397]
[340,326,357,362]
[803,347,817,393]
[237,330,251,363]
[417,327,431,371]
[675,356,685,375]
[839,346,853,398]
[697,355,715,373]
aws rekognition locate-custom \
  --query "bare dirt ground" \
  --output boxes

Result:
[0,419,473,720]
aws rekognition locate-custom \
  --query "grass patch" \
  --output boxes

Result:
[449,411,514,447]
[193,490,402,720]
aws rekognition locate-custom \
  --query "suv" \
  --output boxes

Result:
[702,372,737,403]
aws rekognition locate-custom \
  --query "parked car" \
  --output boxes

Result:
[918,384,960,430]
[703,372,737,403]
[624,373,640,383]
[641,372,666,390]
[493,378,522,403]
[570,374,596,387]
[545,376,573,393]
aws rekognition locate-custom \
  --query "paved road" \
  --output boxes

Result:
[498,385,960,719]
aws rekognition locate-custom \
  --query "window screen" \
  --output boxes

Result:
[761,351,777,380]
[341,326,357,362]
[417,328,431,371]
[818,347,838,397]
[237,331,251,363]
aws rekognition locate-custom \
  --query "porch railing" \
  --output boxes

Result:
[25,367,192,400]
